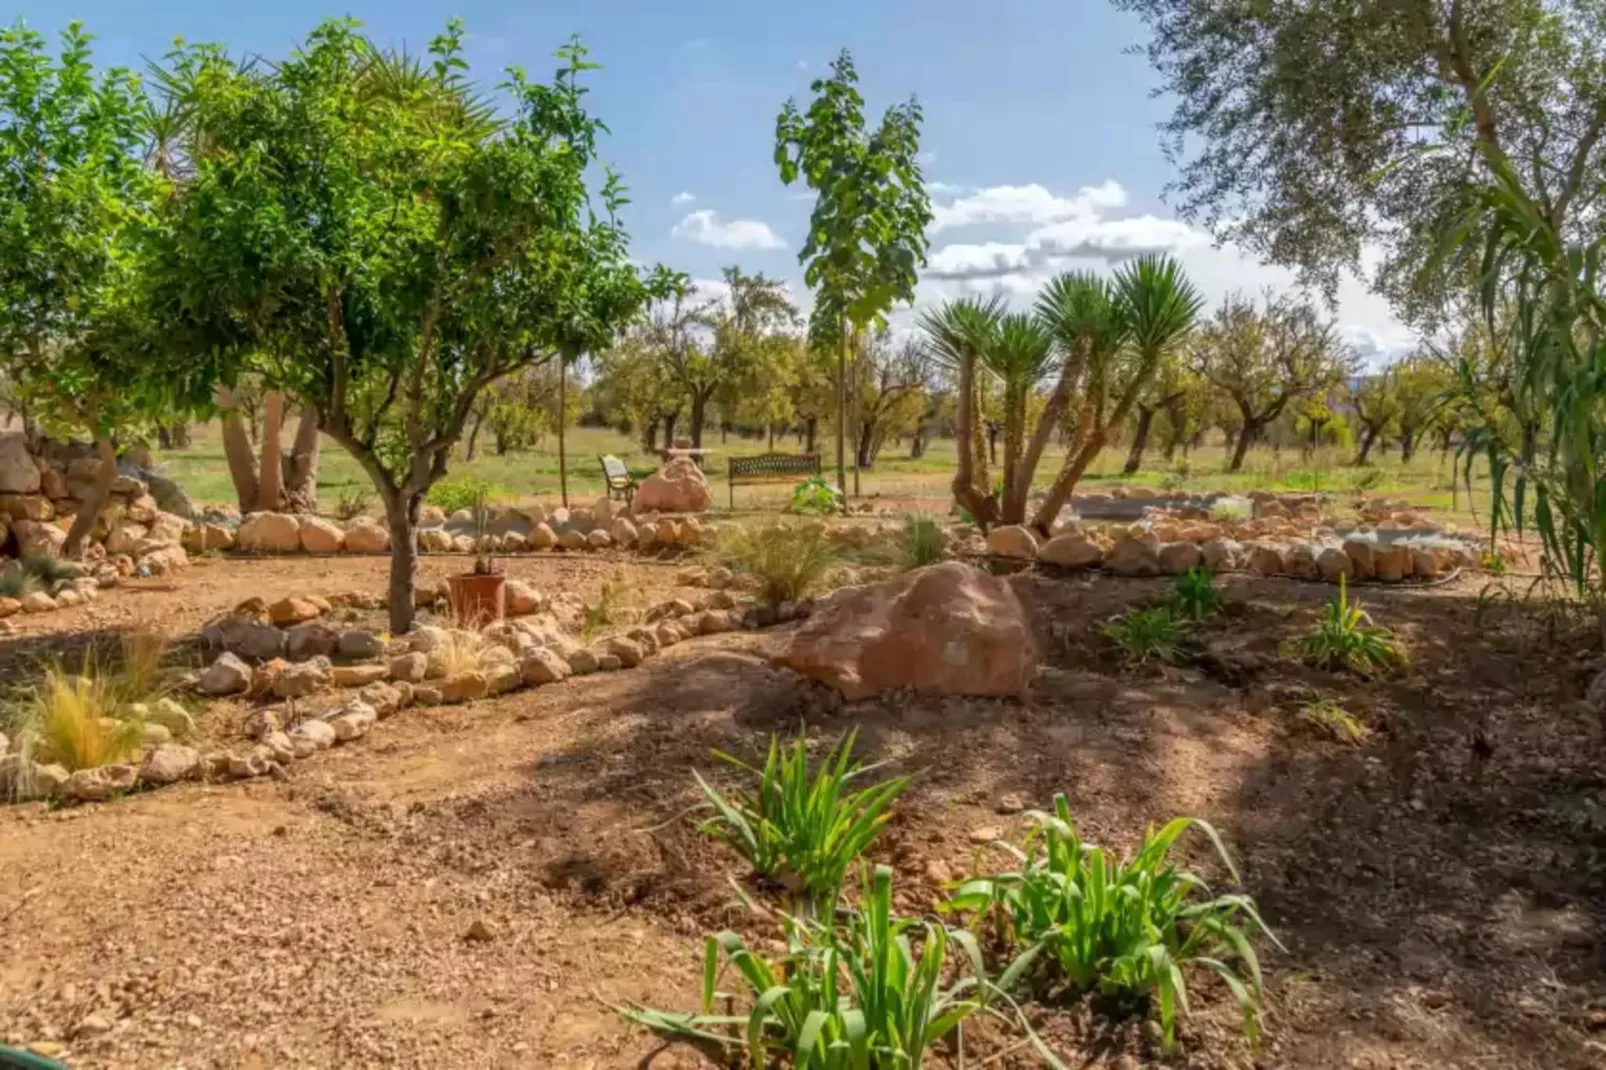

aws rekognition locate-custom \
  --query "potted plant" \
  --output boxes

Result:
[447,487,506,626]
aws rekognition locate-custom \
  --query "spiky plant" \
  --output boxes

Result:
[898,513,945,570]
[718,521,838,606]
[21,663,145,772]
[1169,567,1224,620]
[1295,575,1404,677]
[1103,605,1187,664]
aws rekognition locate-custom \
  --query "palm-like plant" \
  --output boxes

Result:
[920,297,1006,527]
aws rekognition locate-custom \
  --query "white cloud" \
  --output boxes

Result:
[671,210,786,251]
[930,180,1131,233]
[671,191,697,206]
[1027,215,1204,261]
[926,242,1035,281]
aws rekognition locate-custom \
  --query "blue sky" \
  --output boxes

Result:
[12,0,1411,358]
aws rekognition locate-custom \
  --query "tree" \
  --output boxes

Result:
[593,333,684,451]
[700,267,797,447]
[0,21,221,557]
[155,20,654,631]
[1349,373,1400,466]
[850,330,929,468]
[1115,0,1606,324]
[1392,356,1452,462]
[1122,356,1193,474]
[776,49,931,502]
[1195,294,1353,472]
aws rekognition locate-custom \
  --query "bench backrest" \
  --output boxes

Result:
[600,454,631,482]
[728,453,822,481]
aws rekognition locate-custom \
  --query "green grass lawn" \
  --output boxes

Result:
[156,419,1495,527]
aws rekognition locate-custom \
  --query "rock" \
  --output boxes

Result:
[331,664,389,688]
[0,756,68,801]
[464,918,498,943]
[600,636,645,668]
[358,680,406,716]
[389,652,428,682]
[271,661,330,698]
[145,698,195,738]
[261,731,296,764]
[700,590,738,611]
[139,721,173,744]
[986,525,1039,560]
[634,455,713,513]
[1158,542,1204,574]
[236,512,303,553]
[326,701,378,742]
[1200,538,1240,572]
[0,493,53,521]
[140,510,188,549]
[285,620,340,661]
[527,522,557,550]
[1038,533,1103,569]
[1282,541,1317,578]
[408,625,451,652]
[268,596,322,626]
[0,597,19,618]
[520,647,571,685]
[53,588,83,608]
[419,528,453,552]
[610,517,638,547]
[596,654,623,671]
[289,719,336,751]
[586,529,613,550]
[138,545,190,575]
[698,609,735,634]
[771,561,1037,701]
[202,617,286,659]
[342,518,390,553]
[1104,535,1159,576]
[298,515,346,553]
[76,1012,113,1037]
[1247,542,1286,575]
[337,629,386,659]
[1316,546,1353,583]
[64,763,138,802]
[228,749,274,779]
[566,649,599,674]
[558,529,586,551]
[0,434,41,494]
[411,685,444,705]
[485,663,520,694]
[1373,543,1410,582]
[1411,546,1437,579]
[439,672,489,703]
[198,652,252,695]
[652,622,682,648]
[505,580,543,616]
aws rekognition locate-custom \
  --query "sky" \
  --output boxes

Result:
[12,0,1416,362]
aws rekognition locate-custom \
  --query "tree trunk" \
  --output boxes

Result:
[382,491,422,635]
[805,416,817,455]
[767,424,775,450]
[986,422,1000,465]
[910,431,925,459]
[1123,407,1156,475]
[643,417,660,453]
[62,433,117,559]
[256,391,285,512]
[856,420,874,469]
[950,347,997,530]
[282,410,320,512]
[720,422,728,444]
[663,410,679,448]
[836,322,849,510]
[215,385,260,513]
[1030,425,1107,534]
[465,405,487,461]
[690,392,709,449]
[557,364,569,507]
[1399,429,1416,463]
[1229,421,1256,472]
[1354,426,1379,466]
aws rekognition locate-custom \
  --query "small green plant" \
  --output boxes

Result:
[426,472,505,515]
[0,566,41,600]
[898,513,945,570]
[1103,605,1187,664]
[21,553,77,585]
[1160,460,1191,491]
[1296,699,1371,744]
[1480,548,1509,576]
[786,475,843,516]
[1294,575,1405,677]
[1169,567,1223,620]
[332,486,373,521]
[1347,467,1386,494]
[694,729,909,915]
[19,663,146,772]
[948,794,1281,1051]
[627,866,986,1069]
[718,521,838,606]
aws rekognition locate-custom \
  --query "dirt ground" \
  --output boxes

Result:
[1,552,1603,1069]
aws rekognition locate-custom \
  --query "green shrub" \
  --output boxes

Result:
[718,521,837,606]
[786,475,843,516]
[427,473,505,515]
[1103,606,1187,664]
[1169,567,1223,620]
[0,567,41,600]
[332,486,373,521]
[627,866,985,1069]
[948,793,1280,1052]
[898,513,945,570]
[20,554,76,585]
[1294,576,1404,677]
[694,729,909,915]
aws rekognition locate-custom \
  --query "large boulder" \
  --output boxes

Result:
[343,518,390,553]
[1373,543,1411,582]
[201,618,286,660]
[634,456,713,514]
[299,516,345,553]
[1316,546,1353,583]
[1200,538,1241,572]
[771,561,1037,701]
[140,744,200,786]
[183,522,235,553]
[0,434,40,494]
[1342,538,1376,580]
[12,518,64,558]
[986,525,1039,561]
[237,512,303,553]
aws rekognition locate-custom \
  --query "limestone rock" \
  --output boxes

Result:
[1038,533,1103,569]
[634,455,713,513]
[286,620,340,661]
[202,617,286,660]
[271,661,330,698]
[139,743,200,785]
[268,596,322,626]
[1157,542,1204,575]
[419,528,453,552]
[528,522,557,550]
[600,635,645,668]
[0,755,69,801]
[20,591,56,613]
[1247,542,1286,575]
[228,749,274,779]
[440,673,489,703]
[299,516,346,553]
[64,763,138,802]
[610,517,638,547]
[655,621,682,647]
[698,609,735,634]
[389,652,428,682]
[586,529,613,550]
[1284,542,1319,579]
[0,434,41,494]
[1373,544,1410,582]
[1411,547,1437,579]
[289,719,336,751]
[237,512,303,553]
[505,580,543,616]
[558,529,586,551]
[358,681,406,717]
[986,525,1039,560]
[1104,535,1159,576]
[332,664,389,688]
[0,597,20,618]
[198,652,252,696]
[13,519,64,558]
[343,518,390,553]
[0,493,53,521]
[337,629,385,659]
[1316,546,1353,583]
[596,654,623,671]
[520,647,570,686]
[566,649,598,675]
[771,561,1038,701]
[326,701,378,742]
[1200,538,1240,572]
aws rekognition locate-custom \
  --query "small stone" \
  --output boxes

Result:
[439,672,489,703]
[698,609,733,635]
[411,685,444,705]
[337,629,386,659]
[261,731,296,764]
[326,701,378,742]
[520,648,570,686]
[288,719,336,751]
[285,620,339,661]
[267,596,322,626]
[63,763,139,801]
[464,918,498,943]
[271,661,330,698]
[228,750,273,779]
[600,636,645,668]
[331,664,389,688]
[996,793,1025,814]
[566,649,598,675]
[77,1012,113,1036]
[20,591,56,613]
[969,825,1004,844]
[357,681,406,717]
[924,859,953,885]
[389,651,428,682]
[596,654,622,672]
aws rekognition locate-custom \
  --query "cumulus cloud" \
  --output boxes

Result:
[929,180,1130,233]
[671,210,786,251]
[671,191,697,206]
[1027,215,1204,261]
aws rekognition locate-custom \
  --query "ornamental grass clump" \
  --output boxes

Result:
[1103,605,1188,665]
[694,729,908,916]
[1295,575,1404,677]
[947,793,1281,1051]
[718,521,838,606]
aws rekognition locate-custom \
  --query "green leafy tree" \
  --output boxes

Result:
[850,329,930,468]
[1194,293,1354,472]
[154,19,655,630]
[1115,0,1606,324]
[775,49,932,501]
[1349,372,1401,467]
[593,333,685,451]
[0,22,218,556]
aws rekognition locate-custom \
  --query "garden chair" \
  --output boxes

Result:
[599,454,637,504]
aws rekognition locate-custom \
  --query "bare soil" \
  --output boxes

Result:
[1,554,1603,1069]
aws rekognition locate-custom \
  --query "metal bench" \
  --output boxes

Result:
[727,452,821,509]
[599,454,637,504]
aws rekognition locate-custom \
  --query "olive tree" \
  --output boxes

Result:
[155,20,655,630]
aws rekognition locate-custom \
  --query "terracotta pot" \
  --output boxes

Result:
[447,572,505,627]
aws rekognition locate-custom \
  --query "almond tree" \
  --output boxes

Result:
[154,20,658,631]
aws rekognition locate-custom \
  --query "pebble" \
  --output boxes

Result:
[77,1012,112,1036]
[968,825,1004,844]
[464,919,498,943]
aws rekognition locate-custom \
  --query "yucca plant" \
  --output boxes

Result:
[1294,575,1404,677]
[627,866,986,1069]
[1103,605,1187,664]
[948,794,1280,1051]
[898,513,945,570]
[1169,567,1224,620]
[694,730,909,916]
